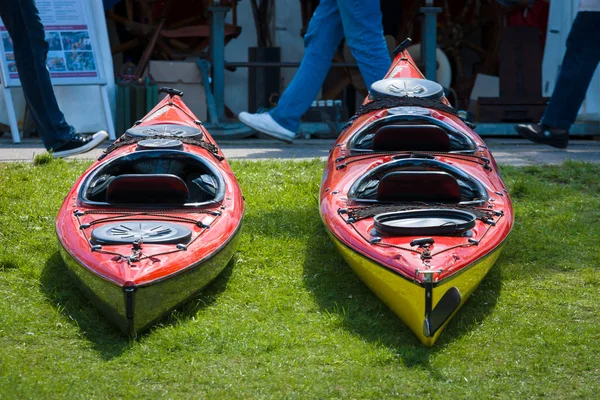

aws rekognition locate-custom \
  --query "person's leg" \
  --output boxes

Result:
[268,0,345,133]
[0,0,74,150]
[541,12,600,129]
[337,0,391,89]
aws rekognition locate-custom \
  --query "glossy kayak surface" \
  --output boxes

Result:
[56,92,244,336]
[320,50,513,346]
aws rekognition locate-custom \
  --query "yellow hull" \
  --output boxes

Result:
[329,232,503,346]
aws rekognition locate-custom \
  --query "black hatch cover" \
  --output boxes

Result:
[126,124,203,138]
[374,209,476,236]
[370,78,444,101]
[136,138,184,150]
[91,221,193,244]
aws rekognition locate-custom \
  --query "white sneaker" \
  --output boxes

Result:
[52,130,109,158]
[238,112,295,143]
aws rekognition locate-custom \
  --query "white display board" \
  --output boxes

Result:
[0,0,114,142]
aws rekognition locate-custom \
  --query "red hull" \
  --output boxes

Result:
[319,49,514,343]
[56,94,244,335]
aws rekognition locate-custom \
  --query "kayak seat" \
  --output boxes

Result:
[349,158,488,205]
[376,171,462,203]
[372,125,452,152]
[81,150,226,206]
[350,115,478,154]
[106,174,190,204]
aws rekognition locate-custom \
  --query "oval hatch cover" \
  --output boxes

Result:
[91,221,192,244]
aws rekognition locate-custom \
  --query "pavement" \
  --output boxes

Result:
[1,136,600,166]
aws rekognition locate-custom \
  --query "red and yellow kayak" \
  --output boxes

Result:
[320,49,513,346]
[56,89,244,336]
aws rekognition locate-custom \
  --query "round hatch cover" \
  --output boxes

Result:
[374,209,476,236]
[136,138,184,151]
[370,78,444,100]
[125,124,203,138]
[91,221,193,244]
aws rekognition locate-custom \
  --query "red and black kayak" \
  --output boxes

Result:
[320,46,513,346]
[56,88,244,336]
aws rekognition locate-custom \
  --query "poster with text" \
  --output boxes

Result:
[0,0,105,87]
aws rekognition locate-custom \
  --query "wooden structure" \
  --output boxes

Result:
[107,0,242,78]
[299,0,504,109]
[478,26,549,122]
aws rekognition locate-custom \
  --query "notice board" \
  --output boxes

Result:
[0,0,106,87]
[0,0,115,143]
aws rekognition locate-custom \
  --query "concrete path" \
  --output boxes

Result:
[1,136,599,166]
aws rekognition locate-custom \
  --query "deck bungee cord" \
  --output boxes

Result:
[98,134,223,161]
[341,91,461,133]
[335,150,492,171]
[337,202,504,262]
[340,202,502,222]
[353,95,459,119]
[78,208,222,224]
[56,88,244,336]
[73,209,223,264]
[318,47,513,345]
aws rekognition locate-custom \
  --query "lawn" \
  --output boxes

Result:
[0,158,598,399]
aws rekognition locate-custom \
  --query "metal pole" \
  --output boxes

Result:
[420,2,442,81]
[197,59,220,125]
[100,85,116,140]
[4,88,20,144]
[209,6,229,120]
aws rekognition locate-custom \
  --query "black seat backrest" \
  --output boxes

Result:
[106,174,190,204]
[376,171,462,203]
[372,125,451,152]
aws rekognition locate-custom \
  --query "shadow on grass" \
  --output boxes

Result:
[302,207,503,369]
[40,251,235,360]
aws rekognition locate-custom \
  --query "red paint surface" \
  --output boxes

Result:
[56,95,244,286]
[320,52,514,284]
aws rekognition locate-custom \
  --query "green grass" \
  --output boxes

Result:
[0,158,598,399]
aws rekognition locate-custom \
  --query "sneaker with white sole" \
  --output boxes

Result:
[52,130,109,158]
[238,112,295,143]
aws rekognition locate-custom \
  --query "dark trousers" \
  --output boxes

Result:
[0,0,75,149]
[542,11,600,130]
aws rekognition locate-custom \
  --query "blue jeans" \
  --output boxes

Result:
[542,11,600,130]
[270,0,391,133]
[0,0,75,149]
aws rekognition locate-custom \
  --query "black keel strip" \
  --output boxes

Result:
[423,286,462,337]
[125,287,137,337]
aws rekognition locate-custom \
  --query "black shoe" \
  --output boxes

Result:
[514,123,569,149]
[52,131,109,158]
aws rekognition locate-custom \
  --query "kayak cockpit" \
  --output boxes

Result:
[80,149,225,207]
[348,158,488,206]
[349,112,477,154]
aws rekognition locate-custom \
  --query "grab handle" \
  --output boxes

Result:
[410,238,435,247]
[158,87,184,97]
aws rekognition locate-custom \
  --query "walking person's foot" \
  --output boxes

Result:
[514,123,569,149]
[52,130,109,158]
[238,112,295,143]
